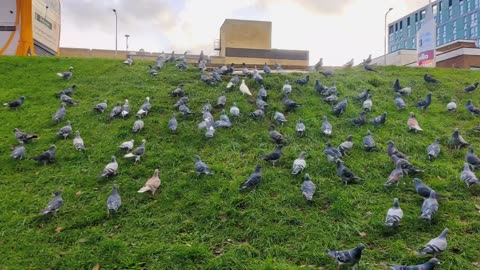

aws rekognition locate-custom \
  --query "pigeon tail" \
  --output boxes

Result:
[137,186,152,193]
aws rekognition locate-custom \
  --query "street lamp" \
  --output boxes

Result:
[384,7,393,66]
[125,34,130,52]
[113,9,118,56]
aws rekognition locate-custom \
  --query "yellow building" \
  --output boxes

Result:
[0,0,61,56]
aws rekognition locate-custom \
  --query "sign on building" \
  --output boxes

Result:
[417,4,436,67]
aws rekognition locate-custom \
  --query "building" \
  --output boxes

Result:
[0,0,61,56]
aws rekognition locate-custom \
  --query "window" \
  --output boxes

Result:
[468,0,472,12]
[400,21,403,30]
[389,25,394,35]
[395,23,398,31]
[407,17,411,26]
[415,13,418,22]
[453,20,457,40]
[412,38,416,48]
[460,0,465,15]
[449,0,453,6]
[443,25,447,44]
[420,10,426,21]
[464,17,468,38]
[471,13,478,38]
[433,4,438,15]
[439,1,442,11]
[437,27,440,45]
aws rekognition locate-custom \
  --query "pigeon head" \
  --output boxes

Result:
[116,101,121,106]
[124,99,129,104]
[141,139,146,144]
[435,137,440,143]
[452,98,456,102]
[387,140,394,146]
[233,102,237,106]
[172,112,176,117]
[54,190,62,196]
[111,156,117,162]
[306,75,310,79]
[467,99,473,105]
[326,141,332,147]
[409,112,415,117]
[428,258,440,265]
[366,130,371,136]
[323,116,328,121]
[14,128,19,132]
[149,65,153,68]
[154,169,159,176]
[347,135,353,141]
[276,144,283,150]
[69,67,73,71]
[395,93,402,98]
[427,92,432,96]
[468,146,474,153]
[335,159,344,165]
[112,184,118,192]
[299,151,307,158]
[146,97,150,102]
[194,155,201,162]
[298,118,303,123]
[429,190,437,199]
[269,125,276,131]
[440,228,449,237]
[67,120,71,125]
[49,145,57,149]
[357,244,365,250]
[255,164,262,171]
[414,178,421,187]
[383,112,387,116]
[393,198,399,207]
[20,96,25,100]
[304,173,311,181]
[75,130,80,136]
[475,82,479,86]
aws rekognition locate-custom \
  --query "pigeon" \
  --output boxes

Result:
[107,184,122,215]
[201,99,212,113]
[466,146,480,169]
[324,142,343,163]
[258,85,268,101]
[175,51,187,62]
[364,63,378,72]
[391,155,423,175]
[356,89,371,102]
[140,97,151,114]
[362,95,373,111]
[415,92,432,111]
[52,103,67,122]
[395,93,407,110]
[323,82,338,97]
[216,91,227,108]
[256,96,269,110]
[363,130,376,151]
[283,95,301,112]
[387,141,408,159]
[99,156,118,178]
[168,113,178,132]
[414,178,444,199]
[148,64,158,76]
[336,159,361,184]
[370,112,387,125]
[212,68,222,81]
[291,151,307,175]
[326,244,365,269]
[57,120,72,139]
[167,51,175,62]
[201,71,216,86]
[10,141,26,160]
[343,58,354,68]
[239,165,262,191]
[263,63,271,75]
[333,96,348,116]
[274,62,282,70]
[119,139,134,152]
[364,54,372,64]
[14,128,38,143]
[194,155,213,176]
[260,145,283,165]
[239,79,252,96]
[173,96,189,109]
[408,112,423,132]
[156,58,165,69]
[393,79,402,92]
[227,75,239,89]
[31,145,56,165]
[59,91,78,105]
[274,111,287,125]
[296,118,306,136]
[464,82,479,93]
[388,258,440,270]
[446,99,457,112]
[384,164,404,186]
[319,70,335,77]
[314,79,326,95]
[420,191,439,221]
[123,55,133,66]
[222,63,235,75]
[205,122,216,138]
[120,99,130,118]
[178,102,193,115]
[397,85,412,96]
[321,116,333,136]
[176,60,187,70]
[39,190,63,215]
[351,111,366,126]
[294,75,310,86]
[93,100,108,113]
[338,135,353,156]
[56,84,76,97]
[124,139,146,163]
[198,50,204,63]
[324,93,340,104]
[214,110,232,128]
[198,60,207,71]
[424,73,439,83]
[461,162,480,188]
[242,63,252,77]
[230,102,240,118]
[73,131,85,151]
[385,198,403,227]
[132,118,144,133]
[302,173,316,201]
[466,99,480,115]
[314,58,323,71]
[249,108,265,119]
[283,80,293,95]
[253,69,264,84]
[57,67,73,79]
[4,96,25,109]
[169,84,186,97]
[138,169,161,195]
[427,138,441,159]
[109,101,122,119]
[417,229,449,257]
[198,111,214,129]
[449,128,469,149]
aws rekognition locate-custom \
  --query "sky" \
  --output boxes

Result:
[60,0,430,66]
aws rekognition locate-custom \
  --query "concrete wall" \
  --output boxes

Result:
[60,47,127,59]
[220,19,272,57]
[370,50,418,66]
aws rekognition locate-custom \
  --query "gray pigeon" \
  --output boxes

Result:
[59,91,77,105]
[173,96,189,109]
[324,93,339,104]
[388,258,440,270]
[169,84,186,97]
[4,96,25,109]
[301,173,316,201]
[351,111,366,126]
[415,92,432,112]
[314,79,326,95]
[57,67,73,80]
[195,155,213,176]
[323,82,337,97]
[427,138,441,159]
[283,80,292,95]
[110,101,122,119]
[168,113,178,132]
[10,141,26,160]
[324,142,343,163]
[446,99,457,112]
[73,131,86,151]
[394,93,407,110]
[449,128,469,149]
[31,145,56,165]
[364,64,378,72]
[356,89,370,102]
[387,141,408,159]
[205,123,215,138]
[291,151,307,175]
[384,164,404,186]
[249,108,265,119]
[338,135,353,156]
[417,229,449,257]
[255,95,269,110]
[274,111,287,125]
[296,118,306,136]
[283,95,301,112]
[230,102,240,118]
[57,120,72,139]
[99,156,118,178]
[333,96,348,116]
[464,82,479,93]
[14,128,38,143]
[414,178,444,199]
[226,75,239,90]
[465,99,480,115]
[362,94,373,111]
[137,97,151,117]
[216,91,227,108]
[424,73,439,83]
[132,118,144,133]
[263,63,271,75]
[385,198,403,227]
[179,102,193,115]
[460,162,480,188]
[363,130,376,151]
[294,74,310,85]
[52,103,67,122]
[201,100,212,113]
[321,116,333,136]
[107,184,122,215]
[466,146,480,169]
[260,145,283,165]
[238,165,262,191]
[214,110,232,128]
[391,155,423,175]
[124,139,146,162]
[93,100,108,113]
[398,85,412,96]
[119,139,134,152]
[420,191,439,221]
[336,159,361,184]
[258,85,268,101]
[370,112,387,125]
[121,99,130,118]
[314,58,323,71]
[326,244,365,269]
[320,70,335,77]
[148,65,158,76]
[39,190,63,215]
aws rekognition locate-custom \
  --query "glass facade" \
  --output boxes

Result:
[388,0,480,53]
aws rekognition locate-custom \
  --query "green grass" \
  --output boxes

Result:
[0,56,479,270]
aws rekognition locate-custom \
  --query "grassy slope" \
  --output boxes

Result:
[0,56,479,270]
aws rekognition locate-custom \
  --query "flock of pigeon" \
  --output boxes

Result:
[4,52,480,269]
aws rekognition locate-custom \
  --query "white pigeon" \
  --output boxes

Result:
[447,99,457,112]
[133,118,144,133]
[239,79,252,96]
[291,151,307,175]
[119,139,134,151]
[73,131,86,151]
[283,80,292,95]
[121,99,130,118]
[230,102,240,117]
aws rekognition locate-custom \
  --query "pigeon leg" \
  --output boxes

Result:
[336,264,340,270]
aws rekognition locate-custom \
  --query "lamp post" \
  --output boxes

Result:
[384,7,393,66]
[113,9,118,56]
[125,34,130,52]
